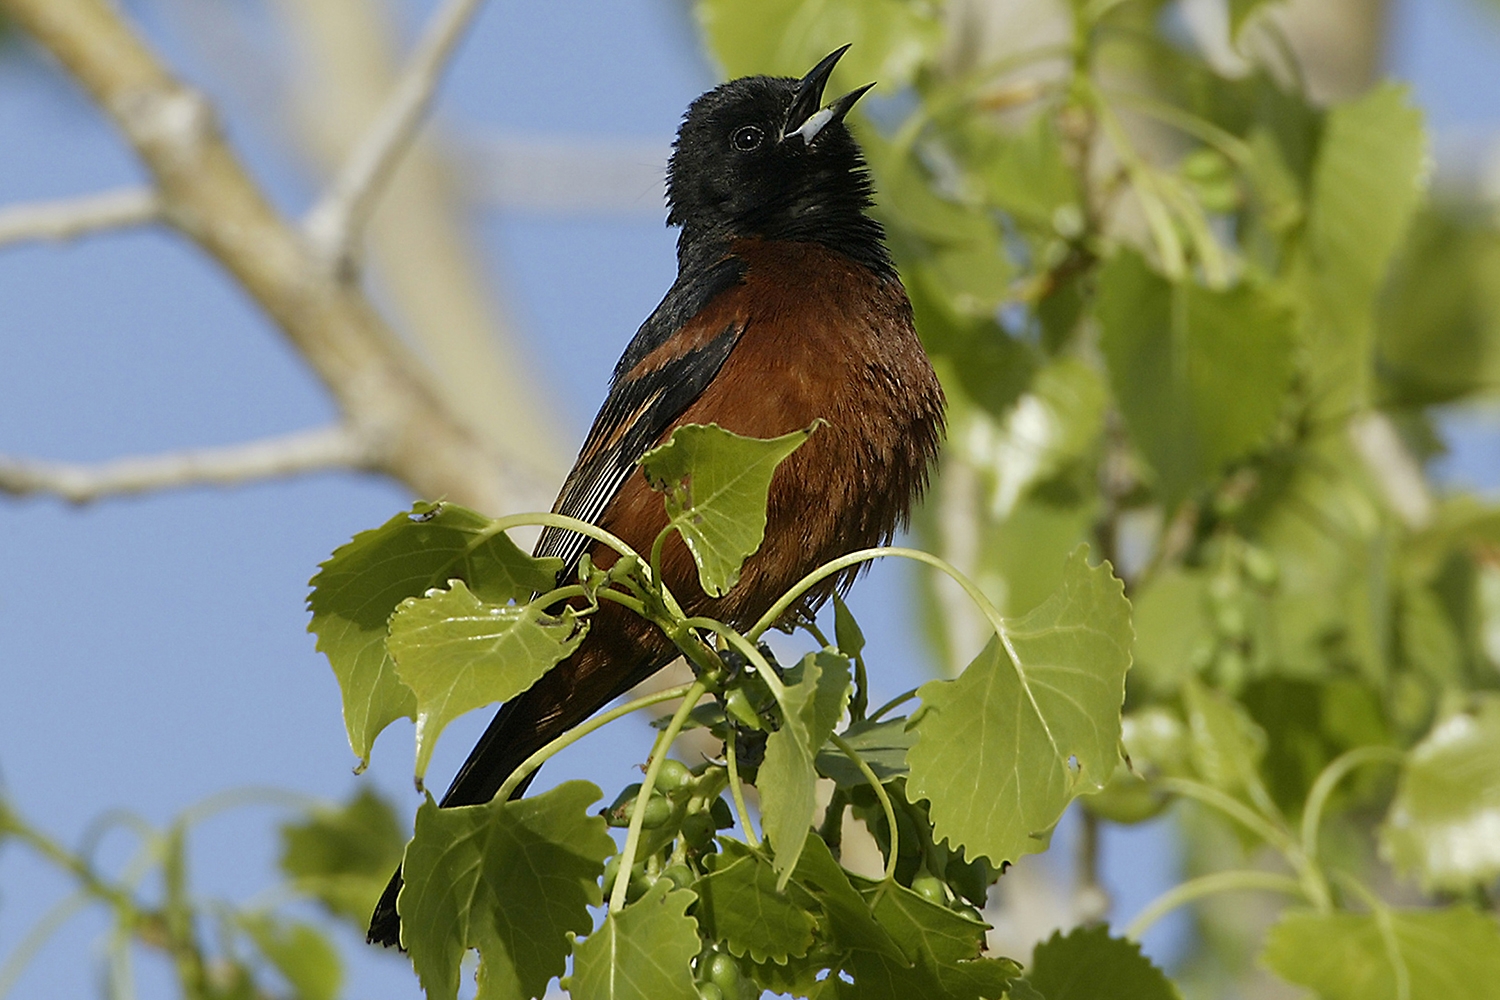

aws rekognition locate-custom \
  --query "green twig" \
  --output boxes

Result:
[1300,745,1405,864]
[724,737,760,849]
[610,680,708,912]
[1156,777,1330,911]
[1336,873,1410,1000]
[1124,869,1308,940]
[830,732,899,884]
[869,688,920,723]
[0,890,91,999]
[496,683,696,803]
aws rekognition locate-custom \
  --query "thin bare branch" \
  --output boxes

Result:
[0,188,160,249]
[301,0,489,269]
[0,426,377,504]
[1,0,549,514]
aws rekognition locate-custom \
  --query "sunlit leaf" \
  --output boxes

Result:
[791,834,906,962]
[278,787,406,926]
[1262,906,1500,1000]
[308,502,561,767]
[842,875,1020,1000]
[1027,925,1179,1000]
[570,882,701,1000]
[400,781,613,1000]
[694,852,817,963]
[759,651,851,885]
[1381,696,1500,892]
[906,548,1131,867]
[387,580,586,786]
[641,423,816,597]
[1097,251,1295,505]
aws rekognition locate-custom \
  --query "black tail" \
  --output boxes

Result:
[365,639,672,948]
[365,696,542,947]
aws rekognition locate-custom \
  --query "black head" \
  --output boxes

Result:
[666,47,891,276]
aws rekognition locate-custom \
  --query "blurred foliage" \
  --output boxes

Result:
[695,0,1500,995]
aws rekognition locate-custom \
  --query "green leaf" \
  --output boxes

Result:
[1129,567,1213,692]
[1308,83,1428,324]
[1027,925,1179,1000]
[1381,696,1500,893]
[842,876,1020,1000]
[278,787,407,926]
[760,651,852,885]
[1097,251,1296,505]
[815,717,914,788]
[400,781,614,1000]
[987,114,1079,233]
[307,502,561,767]
[1262,906,1500,1000]
[1377,208,1500,406]
[640,423,817,597]
[386,580,586,785]
[1181,678,1267,798]
[791,833,906,962]
[694,852,817,963]
[1300,83,1427,409]
[570,882,701,1000]
[239,915,343,1000]
[906,548,1131,867]
[833,593,865,662]
[696,0,941,90]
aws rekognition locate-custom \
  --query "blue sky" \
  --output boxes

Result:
[2,1,1499,997]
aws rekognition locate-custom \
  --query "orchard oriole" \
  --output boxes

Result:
[368,45,945,947]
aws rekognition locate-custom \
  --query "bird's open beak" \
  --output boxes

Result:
[784,46,875,147]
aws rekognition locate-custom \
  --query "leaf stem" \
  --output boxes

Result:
[0,890,92,999]
[830,733,899,884]
[484,510,686,617]
[682,618,790,708]
[1300,745,1405,865]
[749,547,1006,646]
[1156,777,1330,910]
[1123,869,1308,940]
[609,680,708,912]
[724,737,760,849]
[868,688,920,723]
[495,684,696,803]
[1335,873,1411,1000]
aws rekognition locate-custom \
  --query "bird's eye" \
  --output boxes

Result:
[731,125,764,152]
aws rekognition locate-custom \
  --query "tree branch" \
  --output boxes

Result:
[0,187,160,249]
[1,0,550,514]
[0,426,376,504]
[301,0,489,270]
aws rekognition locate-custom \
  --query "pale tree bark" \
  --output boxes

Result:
[0,0,552,513]
[270,0,565,478]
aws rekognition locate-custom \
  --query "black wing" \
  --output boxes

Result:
[534,256,746,580]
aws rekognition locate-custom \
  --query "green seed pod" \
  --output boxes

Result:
[706,951,743,993]
[910,873,948,906]
[640,794,674,829]
[662,863,694,890]
[602,783,644,827]
[655,759,694,796]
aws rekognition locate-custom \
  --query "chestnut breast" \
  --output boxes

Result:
[597,238,945,626]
